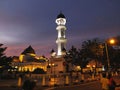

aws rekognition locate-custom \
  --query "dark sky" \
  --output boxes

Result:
[0,0,120,57]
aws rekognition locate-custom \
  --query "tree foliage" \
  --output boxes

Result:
[81,38,103,59]
[0,44,12,73]
[80,38,104,67]
[66,36,120,70]
[64,46,88,72]
[0,44,6,58]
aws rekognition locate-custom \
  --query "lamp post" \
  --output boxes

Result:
[104,39,115,71]
[105,42,110,70]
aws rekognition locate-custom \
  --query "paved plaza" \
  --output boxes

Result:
[0,74,120,90]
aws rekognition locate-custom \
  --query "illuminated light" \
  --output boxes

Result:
[76,66,81,71]
[32,67,35,71]
[51,52,56,57]
[0,66,2,68]
[30,53,36,56]
[52,63,55,66]
[19,54,24,62]
[99,44,104,48]
[109,39,115,44]
[76,66,81,69]
[35,56,40,59]
[15,66,18,68]
[102,66,105,71]
[39,56,44,59]
[18,77,22,87]
[86,65,90,67]
[39,56,47,60]
[93,65,95,68]
[56,26,67,30]
[56,18,66,25]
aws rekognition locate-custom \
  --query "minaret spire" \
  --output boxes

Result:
[55,12,67,56]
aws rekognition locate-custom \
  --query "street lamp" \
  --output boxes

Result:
[105,42,110,69]
[105,38,115,71]
[109,39,115,44]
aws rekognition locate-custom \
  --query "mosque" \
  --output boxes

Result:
[11,12,68,73]
[12,45,48,72]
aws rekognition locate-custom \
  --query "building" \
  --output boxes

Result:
[11,13,68,74]
[56,12,67,56]
[11,45,48,72]
[48,12,67,73]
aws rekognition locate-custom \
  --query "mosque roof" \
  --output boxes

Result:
[21,45,35,55]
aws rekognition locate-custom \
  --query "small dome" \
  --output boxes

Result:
[57,12,65,19]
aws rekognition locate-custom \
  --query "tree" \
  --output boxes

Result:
[68,46,79,64]
[0,44,12,73]
[80,38,104,69]
[0,44,6,58]
[64,46,79,72]
[81,38,103,59]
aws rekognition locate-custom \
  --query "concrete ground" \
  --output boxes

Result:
[0,75,120,90]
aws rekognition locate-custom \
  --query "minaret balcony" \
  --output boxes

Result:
[56,38,67,43]
[56,25,66,30]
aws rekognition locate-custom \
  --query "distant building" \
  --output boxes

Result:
[11,45,48,72]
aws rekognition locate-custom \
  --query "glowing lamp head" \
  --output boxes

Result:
[109,39,115,44]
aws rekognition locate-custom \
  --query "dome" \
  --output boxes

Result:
[21,45,35,55]
[57,12,65,19]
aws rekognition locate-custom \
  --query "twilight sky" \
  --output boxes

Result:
[0,0,120,57]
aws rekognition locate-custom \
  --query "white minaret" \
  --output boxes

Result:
[55,12,67,56]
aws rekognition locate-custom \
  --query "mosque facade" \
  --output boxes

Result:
[11,45,48,72]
